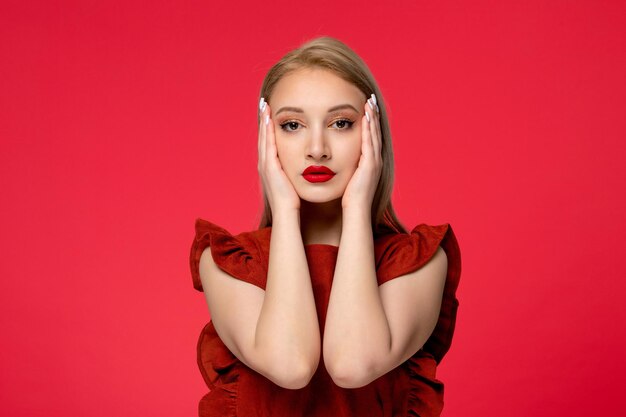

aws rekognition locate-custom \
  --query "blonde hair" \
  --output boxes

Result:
[257,36,407,236]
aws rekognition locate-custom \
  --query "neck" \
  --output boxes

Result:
[299,198,343,246]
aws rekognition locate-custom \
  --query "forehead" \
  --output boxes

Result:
[271,68,365,107]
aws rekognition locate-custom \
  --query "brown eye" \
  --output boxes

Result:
[332,119,355,130]
[279,121,301,132]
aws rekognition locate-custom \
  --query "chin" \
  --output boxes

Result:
[298,192,343,205]
[294,178,347,205]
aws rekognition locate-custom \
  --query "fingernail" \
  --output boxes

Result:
[259,97,265,111]
[371,93,377,105]
[368,98,374,110]
[365,111,370,123]
[265,114,269,125]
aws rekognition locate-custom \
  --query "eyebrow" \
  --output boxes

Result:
[275,104,360,115]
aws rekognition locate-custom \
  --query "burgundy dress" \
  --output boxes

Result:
[189,218,462,417]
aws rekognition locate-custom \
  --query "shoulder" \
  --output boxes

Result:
[373,221,463,362]
[374,223,457,286]
[190,218,271,291]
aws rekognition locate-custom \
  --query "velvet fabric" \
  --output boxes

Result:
[189,218,461,417]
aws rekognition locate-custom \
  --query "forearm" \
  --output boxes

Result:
[323,207,391,381]
[255,208,321,381]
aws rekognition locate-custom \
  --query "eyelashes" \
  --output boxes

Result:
[331,119,355,130]
[279,121,301,132]
[279,118,356,133]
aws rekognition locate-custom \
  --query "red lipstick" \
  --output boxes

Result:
[303,165,336,183]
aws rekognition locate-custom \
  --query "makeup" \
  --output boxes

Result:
[302,165,336,183]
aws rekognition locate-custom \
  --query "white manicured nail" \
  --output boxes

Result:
[265,114,269,125]
[371,93,377,105]
[259,97,265,111]
[365,111,370,122]
[368,99,374,110]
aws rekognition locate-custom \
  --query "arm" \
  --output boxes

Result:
[322,207,448,388]
[257,208,321,386]
[199,209,320,390]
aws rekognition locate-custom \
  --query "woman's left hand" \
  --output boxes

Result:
[341,94,383,211]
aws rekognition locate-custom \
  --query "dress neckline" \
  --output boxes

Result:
[304,243,339,249]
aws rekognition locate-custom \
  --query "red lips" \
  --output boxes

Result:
[303,165,335,183]
[303,165,335,175]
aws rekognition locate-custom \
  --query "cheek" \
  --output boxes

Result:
[335,141,362,178]
[274,141,297,172]
[274,137,287,159]
[347,139,362,167]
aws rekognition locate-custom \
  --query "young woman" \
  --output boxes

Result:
[189,36,462,417]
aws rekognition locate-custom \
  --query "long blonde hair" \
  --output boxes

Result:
[257,36,407,236]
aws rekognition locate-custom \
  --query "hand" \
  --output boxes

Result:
[341,95,383,211]
[257,99,301,213]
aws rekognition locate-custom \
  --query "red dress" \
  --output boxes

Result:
[189,218,462,417]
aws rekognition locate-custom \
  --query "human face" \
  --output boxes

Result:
[269,68,367,204]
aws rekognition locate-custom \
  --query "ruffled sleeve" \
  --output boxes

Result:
[375,223,462,364]
[189,218,268,292]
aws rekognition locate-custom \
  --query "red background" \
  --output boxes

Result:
[1,1,625,415]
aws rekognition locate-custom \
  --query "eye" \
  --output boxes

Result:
[279,120,301,132]
[331,118,355,130]
[279,118,355,133]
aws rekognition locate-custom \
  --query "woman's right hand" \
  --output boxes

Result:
[258,98,301,213]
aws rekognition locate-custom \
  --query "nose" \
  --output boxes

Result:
[306,126,330,161]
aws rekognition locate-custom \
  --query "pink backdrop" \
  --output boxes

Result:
[2,1,625,415]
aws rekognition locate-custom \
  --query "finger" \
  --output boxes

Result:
[368,98,382,162]
[376,104,383,160]
[368,97,381,161]
[260,101,268,167]
[369,94,382,162]
[264,103,274,169]
[258,98,265,166]
[362,104,372,160]
[371,93,379,114]
[265,104,279,168]
[371,97,384,162]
